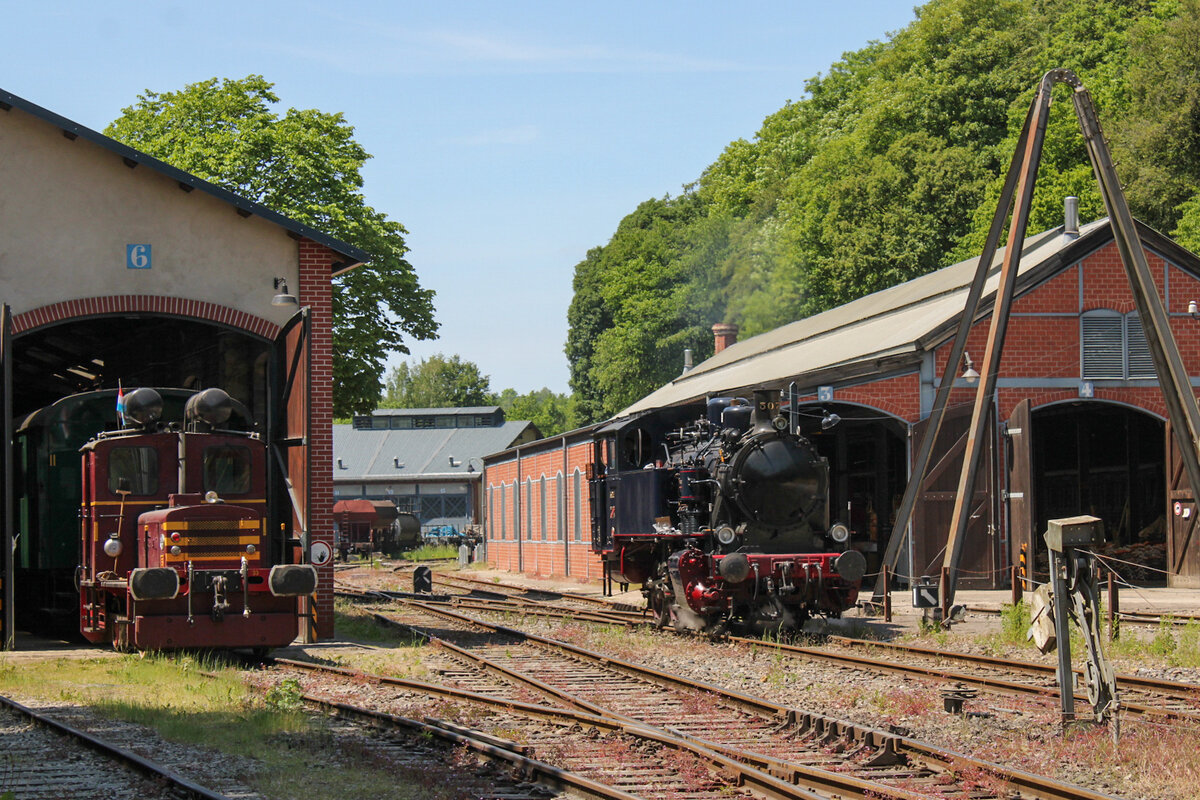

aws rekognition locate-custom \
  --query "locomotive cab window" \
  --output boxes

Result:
[108,447,159,495]
[203,445,252,494]
[620,427,654,469]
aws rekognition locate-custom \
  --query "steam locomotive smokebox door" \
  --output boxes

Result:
[609,470,674,533]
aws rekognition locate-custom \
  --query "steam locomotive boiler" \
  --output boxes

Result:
[591,391,864,633]
[16,386,316,652]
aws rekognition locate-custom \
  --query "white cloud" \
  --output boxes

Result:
[450,124,540,147]
[268,10,747,75]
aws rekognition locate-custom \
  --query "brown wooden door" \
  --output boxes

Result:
[1006,399,1033,586]
[911,402,999,587]
[272,309,313,638]
[1,305,11,649]
[1166,421,1200,587]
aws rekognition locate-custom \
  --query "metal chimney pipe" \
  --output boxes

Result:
[682,348,694,373]
[1064,196,1079,239]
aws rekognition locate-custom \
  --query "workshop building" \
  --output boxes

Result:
[486,210,1200,589]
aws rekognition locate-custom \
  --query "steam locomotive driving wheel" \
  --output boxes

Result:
[648,565,673,629]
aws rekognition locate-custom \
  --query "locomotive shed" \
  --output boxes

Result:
[484,209,1200,601]
[0,88,363,648]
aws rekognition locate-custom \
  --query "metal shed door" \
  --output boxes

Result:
[1,305,12,649]
[272,308,313,639]
[1005,399,1034,585]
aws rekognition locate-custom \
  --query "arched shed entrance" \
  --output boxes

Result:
[1010,400,1166,584]
[793,401,908,579]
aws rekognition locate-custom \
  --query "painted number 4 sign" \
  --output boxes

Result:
[126,243,152,269]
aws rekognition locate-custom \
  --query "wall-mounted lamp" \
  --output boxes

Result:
[961,351,980,384]
[272,277,298,307]
[820,409,841,430]
[1189,300,1199,319]
[466,457,484,473]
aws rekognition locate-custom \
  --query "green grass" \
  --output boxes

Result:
[399,544,458,561]
[0,651,441,800]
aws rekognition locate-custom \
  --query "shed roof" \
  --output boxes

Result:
[0,87,369,272]
[333,419,538,481]
[621,217,1128,416]
[366,407,501,417]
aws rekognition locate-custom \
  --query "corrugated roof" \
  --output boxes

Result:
[1,87,369,272]
[621,218,1110,416]
[333,420,536,480]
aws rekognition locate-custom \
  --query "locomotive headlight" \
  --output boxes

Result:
[246,544,257,554]
[829,523,851,544]
[715,525,738,546]
[204,491,220,504]
[771,415,788,432]
[103,538,123,557]
[169,545,182,556]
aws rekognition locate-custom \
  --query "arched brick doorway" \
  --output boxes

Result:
[1030,401,1165,582]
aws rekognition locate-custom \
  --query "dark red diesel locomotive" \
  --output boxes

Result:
[591,391,864,633]
[17,386,316,652]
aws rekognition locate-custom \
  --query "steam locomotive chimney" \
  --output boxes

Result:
[712,323,739,354]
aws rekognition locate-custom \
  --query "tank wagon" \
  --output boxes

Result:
[15,386,315,652]
[592,391,864,633]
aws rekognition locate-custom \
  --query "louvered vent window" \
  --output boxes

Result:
[1081,310,1157,380]
[1125,314,1156,378]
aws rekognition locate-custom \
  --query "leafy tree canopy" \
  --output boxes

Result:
[567,0,1198,422]
[382,355,576,437]
[381,354,492,409]
[104,75,438,417]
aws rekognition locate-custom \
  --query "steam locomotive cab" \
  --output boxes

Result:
[592,391,864,633]
[72,387,315,651]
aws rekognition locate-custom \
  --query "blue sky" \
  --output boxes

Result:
[3,1,919,394]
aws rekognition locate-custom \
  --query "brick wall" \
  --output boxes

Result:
[484,439,595,580]
[298,239,335,640]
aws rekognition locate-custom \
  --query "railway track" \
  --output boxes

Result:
[431,571,646,614]
[968,604,1200,629]
[0,692,230,800]
[727,634,1200,725]
[285,689,612,800]
[345,570,1200,726]
[275,662,791,800]
[314,595,1122,800]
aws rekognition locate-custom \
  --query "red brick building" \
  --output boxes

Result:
[486,213,1200,589]
[0,88,362,645]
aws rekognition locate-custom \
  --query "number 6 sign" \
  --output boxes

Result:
[126,243,152,269]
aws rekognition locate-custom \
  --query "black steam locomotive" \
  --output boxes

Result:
[591,391,864,633]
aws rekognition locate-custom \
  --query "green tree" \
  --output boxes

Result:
[380,354,493,408]
[492,387,574,437]
[1116,0,1200,242]
[104,75,437,417]
[566,0,1193,415]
